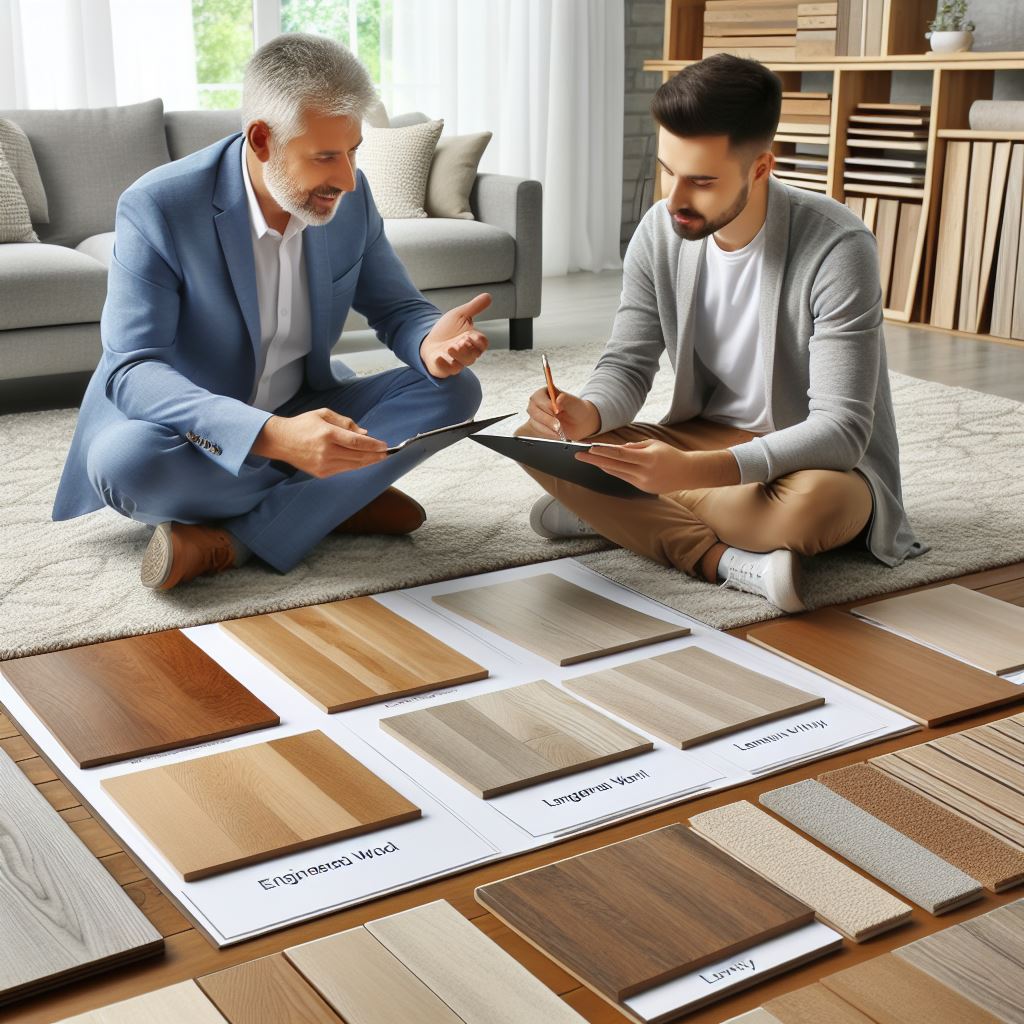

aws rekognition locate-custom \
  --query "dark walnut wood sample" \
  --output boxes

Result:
[2,629,279,767]
[475,823,812,1002]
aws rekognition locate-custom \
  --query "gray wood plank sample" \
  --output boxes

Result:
[0,749,163,1005]
[432,574,690,665]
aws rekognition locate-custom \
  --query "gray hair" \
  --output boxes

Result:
[241,33,377,144]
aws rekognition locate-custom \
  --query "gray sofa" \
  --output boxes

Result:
[0,98,542,389]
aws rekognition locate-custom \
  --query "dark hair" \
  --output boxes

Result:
[651,54,782,152]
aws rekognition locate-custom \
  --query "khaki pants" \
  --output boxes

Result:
[518,418,873,580]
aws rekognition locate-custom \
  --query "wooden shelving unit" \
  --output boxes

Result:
[645,1,1024,335]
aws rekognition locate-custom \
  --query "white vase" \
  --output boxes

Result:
[928,30,974,53]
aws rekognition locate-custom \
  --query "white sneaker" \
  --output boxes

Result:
[529,495,598,539]
[718,547,806,613]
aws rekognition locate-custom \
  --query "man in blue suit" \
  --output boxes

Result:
[53,34,488,590]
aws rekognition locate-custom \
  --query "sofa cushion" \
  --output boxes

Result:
[0,99,170,248]
[0,118,48,224]
[383,218,514,290]
[0,146,37,243]
[76,232,115,268]
[165,109,241,161]
[0,243,108,330]
[361,119,443,219]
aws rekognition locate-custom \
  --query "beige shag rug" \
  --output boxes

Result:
[3,344,1023,659]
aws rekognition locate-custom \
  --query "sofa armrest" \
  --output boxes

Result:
[469,173,542,319]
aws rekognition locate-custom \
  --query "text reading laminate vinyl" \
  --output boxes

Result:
[746,609,1024,727]
[432,574,690,666]
[221,597,488,712]
[563,647,823,749]
[1,630,279,767]
[0,750,163,1006]
[380,680,652,798]
[102,731,420,880]
[475,824,813,1002]
[55,981,226,1024]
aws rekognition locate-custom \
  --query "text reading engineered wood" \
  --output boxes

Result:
[759,779,984,914]
[764,983,874,1024]
[1,629,279,767]
[991,144,1024,338]
[564,647,822,749]
[746,608,1023,726]
[818,763,1024,892]
[365,900,586,1024]
[55,981,225,1024]
[432,574,690,666]
[959,141,994,332]
[197,953,340,1024]
[475,824,813,1001]
[381,680,651,798]
[222,597,488,712]
[931,140,971,328]
[852,583,1024,675]
[0,750,162,1005]
[102,730,420,880]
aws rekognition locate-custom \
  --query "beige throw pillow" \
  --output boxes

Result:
[0,118,48,224]
[0,144,37,243]
[359,118,444,219]
[426,131,492,220]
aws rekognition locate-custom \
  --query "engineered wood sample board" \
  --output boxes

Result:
[432,573,690,665]
[380,679,653,797]
[931,140,971,328]
[55,981,226,1023]
[1,629,279,767]
[102,730,420,880]
[564,646,823,748]
[222,596,488,712]
[0,749,162,1005]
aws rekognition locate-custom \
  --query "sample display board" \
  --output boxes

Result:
[0,559,917,947]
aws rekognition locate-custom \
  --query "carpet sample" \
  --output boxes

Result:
[759,779,984,914]
[689,800,912,941]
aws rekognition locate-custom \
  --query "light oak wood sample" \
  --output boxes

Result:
[852,583,1024,674]
[222,597,488,712]
[934,731,1024,792]
[102,731,420,880]
[930,141,971,328]
[991,144,1024,338]
[197,953,340,1023]
[874,198,899,303]
[889,202,923,310]
[563,647,823,749]
[55,981,225,1023]
[958,141,994,332]
[764,983,874,1023]
[1,629,279,767]
[432,574,690,666]
[967,721,1024,768]
[380,680,652,798]
[975,140,1013,333]
[747,608,1023,726]
[0,749,162,1006]
[475,824,813,1001]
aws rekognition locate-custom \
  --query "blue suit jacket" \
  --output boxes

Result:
[53,134,440,521]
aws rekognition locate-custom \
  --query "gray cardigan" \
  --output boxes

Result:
[579,177,925,567]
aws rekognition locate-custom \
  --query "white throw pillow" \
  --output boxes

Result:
[359,119,444,219]
[0,118,48,224]
[0,143,37,243]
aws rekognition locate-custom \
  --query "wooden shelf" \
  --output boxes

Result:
[938,129,1024,141]
[843,182,925,199]
[645,53,1024,73]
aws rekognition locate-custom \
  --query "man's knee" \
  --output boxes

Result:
[437,368,482,421]
[86,420,183,513]
[775,471,872,555]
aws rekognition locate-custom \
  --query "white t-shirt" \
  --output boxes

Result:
[692,224,772,433]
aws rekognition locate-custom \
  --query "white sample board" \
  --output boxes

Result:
[0,559,917,947]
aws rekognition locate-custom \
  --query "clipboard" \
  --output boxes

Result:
[471,434,649,498]
[386,413,514,456]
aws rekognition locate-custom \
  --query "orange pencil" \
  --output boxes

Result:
[541,354,567,441]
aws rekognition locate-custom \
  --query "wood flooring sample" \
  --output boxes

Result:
[764,983,875,1024]
[747,609,1024,726]
[1,629,279,767]
[222,597,488,712]
[852,584,1024,674]
[102,731,420,880]
[433,574,690,666]
[0,749,162,1005]
[55,981,225,1023]
[198,953,341,1023]
[380,680,652,797]
[565,647,823,748]
[475,824,813,1001]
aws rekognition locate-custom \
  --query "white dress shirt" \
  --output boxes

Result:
[241,144,312,412]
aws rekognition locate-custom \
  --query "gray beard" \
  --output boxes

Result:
[263,150,341,227]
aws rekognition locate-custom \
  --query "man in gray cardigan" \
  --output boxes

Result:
[522,55,925,612]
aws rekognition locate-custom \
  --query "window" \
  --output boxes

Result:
[192,0,255,110]
[280,0,389,85]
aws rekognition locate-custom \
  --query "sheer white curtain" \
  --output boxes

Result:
[0,0,198,110]
[381,0,625,276]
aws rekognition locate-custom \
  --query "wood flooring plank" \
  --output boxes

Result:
[1,733,36,761]
[1014,167,1024,341]
[689,800,912,941]
[380,680,652,798]
[930,140,970,328]
[888,201,922,311]
[747,609,1023,727]
[851,584,1024,675]
[0,750,162,1007]
[968,723,1024,766]
[991,144,1024,337]
[563,647,822,749]
[102,731,420,881]
[964,899,1024,967]
[222,597,489,713]
[934,732,1024,792]
[19,755,57,784]
[975,140,1013,332]
[1,630,280,768]
[197,952,341,1024]
[0,709,19,738]
[874,197,899,305]
[123,879,191,938]
[365,900,586,1023]
[475,824,813,1002]
[764,983,874,1023]
[981,576,1024,606]
[432,574,690,666]
[959,142,993,332]
[54,980,226,1023]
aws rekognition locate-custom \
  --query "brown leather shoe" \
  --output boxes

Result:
[333,487,426,536]
[140,522,237,590]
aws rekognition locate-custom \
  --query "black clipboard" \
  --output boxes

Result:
[471,434,649,498]
[386,413,514,457]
